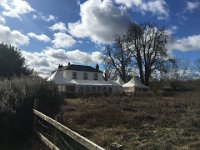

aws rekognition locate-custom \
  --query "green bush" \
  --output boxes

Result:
[0,77,62,149]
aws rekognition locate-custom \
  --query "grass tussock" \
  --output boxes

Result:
[59,92,200,150]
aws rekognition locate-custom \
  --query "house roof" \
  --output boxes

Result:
[59,64,103,73]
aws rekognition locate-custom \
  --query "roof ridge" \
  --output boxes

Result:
[59,64,102,73]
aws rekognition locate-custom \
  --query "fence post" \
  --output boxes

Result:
[33,99,38,144]
[33,99,39,132]
[34,99,39,109]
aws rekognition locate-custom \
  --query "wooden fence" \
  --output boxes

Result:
[33,109,106,150]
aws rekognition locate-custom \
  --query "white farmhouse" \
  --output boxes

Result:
[48,63,122,96]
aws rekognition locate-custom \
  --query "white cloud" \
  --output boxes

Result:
[44,48,67,61]
[115,0,142,7]
[44,48,104,65]
[0,0,34,19]
[90,51,104,64]
[186,1,200,12]
[115,0,169,19]
[68,0,131,44]
[32,14,38,19]
[0,15,5,23]
[29,58,50,67]
[41,14,56,22]
[168,35,200,52]
[49,22,67,32]
[22,48,104,78]
[52,32,76,48]
[22,50,53,78]
[165,26,178,36]
[76,0,81,5]
[0,24,29,46]
[33,13,57,22]
[27,32,51,42]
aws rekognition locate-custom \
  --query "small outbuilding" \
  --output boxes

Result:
[47,70,77,92]
[122,77,150,94]
[115,77,125,85]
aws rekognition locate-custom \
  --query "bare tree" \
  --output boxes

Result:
[104,35,132,82]
[103,62,118,81]
[126,23,169,86]
[161,58,190,89]
[195,58,200,75]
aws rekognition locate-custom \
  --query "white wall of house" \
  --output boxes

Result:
[61,70,104,81]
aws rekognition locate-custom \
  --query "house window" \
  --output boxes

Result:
[93,73,98,80]
[83,73,88,80]
[72,72,77,79]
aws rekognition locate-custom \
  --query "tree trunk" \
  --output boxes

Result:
[145,74,150,86]
[144,67,150,86]
[136,51,144,84]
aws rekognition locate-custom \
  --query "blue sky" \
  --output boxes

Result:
[0,0,200,77]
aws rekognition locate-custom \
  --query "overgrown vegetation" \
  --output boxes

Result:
[0,43,62,149]
[59,89,200,150]
[0,77,62,150]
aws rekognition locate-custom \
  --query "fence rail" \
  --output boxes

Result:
[35,130,60,150]
[33,109,106,150]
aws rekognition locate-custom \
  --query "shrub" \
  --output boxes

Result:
[0,77,62,149]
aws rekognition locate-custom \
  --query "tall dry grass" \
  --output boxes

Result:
[60,92,200,149]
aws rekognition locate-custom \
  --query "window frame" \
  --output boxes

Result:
[83,72,88,80]
[72,72,77,79]
[93,73,98,80]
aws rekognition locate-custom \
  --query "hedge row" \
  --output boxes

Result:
[0,77,62,149]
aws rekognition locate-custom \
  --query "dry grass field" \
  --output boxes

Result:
[58,92,200,150]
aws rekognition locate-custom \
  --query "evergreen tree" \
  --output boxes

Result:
[0,43,32,78]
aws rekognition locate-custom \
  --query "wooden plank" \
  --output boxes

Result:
[36,130,60,150]
[33,109,106,150]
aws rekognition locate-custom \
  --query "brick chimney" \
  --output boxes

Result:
[58,64,63,69]
[96,64,99,71]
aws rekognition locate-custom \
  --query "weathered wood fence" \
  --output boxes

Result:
[33,109,105,150]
